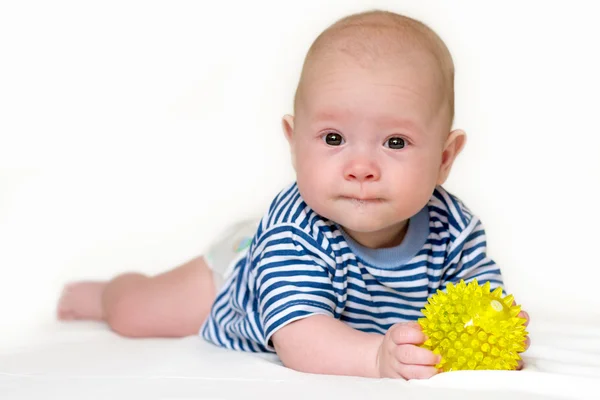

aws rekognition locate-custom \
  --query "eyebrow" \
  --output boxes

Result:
[313,109,423,134]
[312,110,348,125]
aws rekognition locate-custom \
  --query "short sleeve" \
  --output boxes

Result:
[441,217,504,292]
[250,224,337,349]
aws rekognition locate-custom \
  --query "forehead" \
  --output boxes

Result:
[298,53,444,128]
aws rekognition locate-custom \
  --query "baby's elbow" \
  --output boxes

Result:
[272,327,320,374]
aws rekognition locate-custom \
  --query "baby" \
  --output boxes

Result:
[58,10,530,380]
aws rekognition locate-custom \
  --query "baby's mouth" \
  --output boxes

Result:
[339,196,385,206]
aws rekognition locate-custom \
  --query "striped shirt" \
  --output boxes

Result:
[200,182,503,352]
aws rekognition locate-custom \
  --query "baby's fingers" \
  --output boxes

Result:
[511,299,530,327]
[518,310,530,327]
[389,322,426,345]
[395,344,441,366]
[517,332,530,370]
[396,361,439,380]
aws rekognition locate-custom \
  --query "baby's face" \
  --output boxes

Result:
[286,52,451,240]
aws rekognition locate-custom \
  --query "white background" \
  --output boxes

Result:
[1,0,599,346]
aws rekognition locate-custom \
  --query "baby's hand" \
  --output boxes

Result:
[517,309,531,370]
[376,322,441,379]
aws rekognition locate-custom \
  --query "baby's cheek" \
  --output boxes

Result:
[302,155,336,183]
[296,180,331,220]
[390,166,436,205]
[296,165,327,200]
[410,157,439,186]
[298,159,324,186]
[389,163,425,186]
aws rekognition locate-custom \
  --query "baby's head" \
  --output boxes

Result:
[283,10,466,246]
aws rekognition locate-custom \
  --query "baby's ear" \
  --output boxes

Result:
[281,115,297,170]
[437,129,467,185]
[282,115,294,143]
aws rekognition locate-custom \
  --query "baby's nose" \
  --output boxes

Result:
[344,161,381,182]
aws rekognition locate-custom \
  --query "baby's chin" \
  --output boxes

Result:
[334,217,400,234]
[308,198,398,230]
[324,209,405,234]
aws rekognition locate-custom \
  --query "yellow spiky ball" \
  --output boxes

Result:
[418,280,528,372]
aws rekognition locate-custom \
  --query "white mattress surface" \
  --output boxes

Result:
[1,320,599,399]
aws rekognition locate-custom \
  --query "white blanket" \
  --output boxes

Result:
[1,320,598,399]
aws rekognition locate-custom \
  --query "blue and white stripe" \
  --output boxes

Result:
[201,182,503,352]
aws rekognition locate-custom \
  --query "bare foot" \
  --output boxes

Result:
[57,281,107,321]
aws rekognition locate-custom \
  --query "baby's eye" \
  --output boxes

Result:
[323,132,344,146]
[385,137,406,149]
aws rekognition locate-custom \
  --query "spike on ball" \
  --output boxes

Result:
[418,280,528,372]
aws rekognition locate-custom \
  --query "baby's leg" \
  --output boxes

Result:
[58,256,216,337]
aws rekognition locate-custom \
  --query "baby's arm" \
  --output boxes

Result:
[272,315,440,379]
[254,225,439,379]
[272,314,381,377]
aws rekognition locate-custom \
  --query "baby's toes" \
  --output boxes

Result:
[55,281,106,321]
[56,285,75,320]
